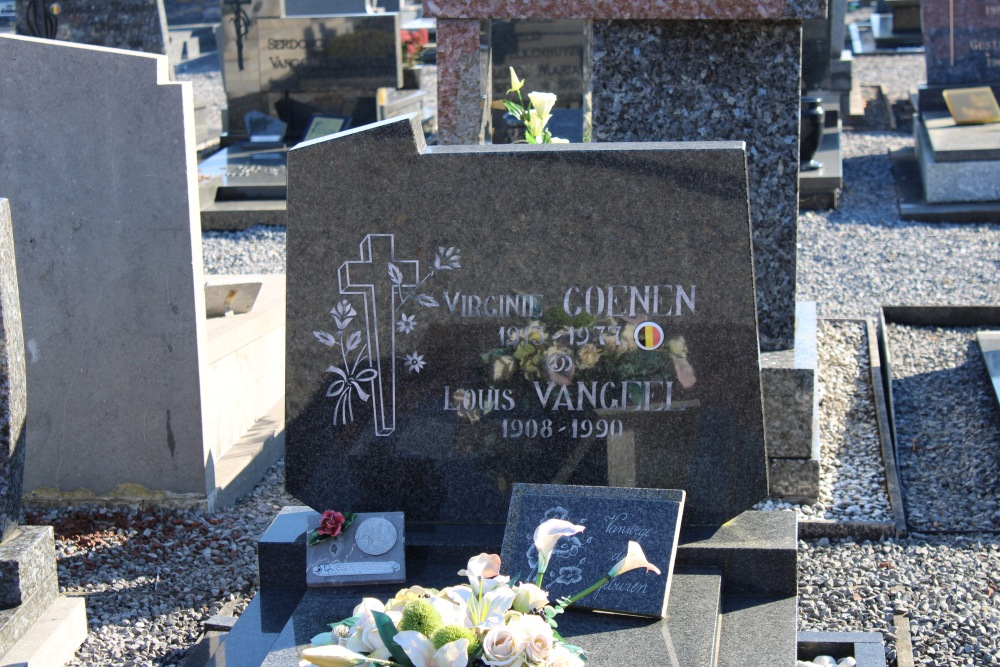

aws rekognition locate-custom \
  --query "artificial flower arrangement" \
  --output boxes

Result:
[300,518,661,667]
[501,68,568,145]
[401,29,429,68]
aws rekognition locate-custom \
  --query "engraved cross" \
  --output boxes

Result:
[338,234,418,436]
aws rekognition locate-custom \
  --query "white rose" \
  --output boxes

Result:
[481,626,526,667]
[513,614,553,663]
[511,583,549,613]
[547,645,585,667]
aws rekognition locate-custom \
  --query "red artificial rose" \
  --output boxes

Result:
[318,510,346,538]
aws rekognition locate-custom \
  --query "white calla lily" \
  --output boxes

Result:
[527,91,557,120]
[395,631,470,667]
[300,644,369,667]
[608,541,661,577]
[533,519,585,578]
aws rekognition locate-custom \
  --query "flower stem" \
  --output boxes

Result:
[560,575,610,609]
[534,567,546,588]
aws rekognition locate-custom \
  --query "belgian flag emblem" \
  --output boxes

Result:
[634,322,664,351]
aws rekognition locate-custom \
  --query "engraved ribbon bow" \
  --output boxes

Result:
[326,354,378,425]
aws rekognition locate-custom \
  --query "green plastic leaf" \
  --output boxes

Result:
[330,615,359,630]
[372,610,415,667]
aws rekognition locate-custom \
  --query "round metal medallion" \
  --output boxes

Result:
[354,517,397,556]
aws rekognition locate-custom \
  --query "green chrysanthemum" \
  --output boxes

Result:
[432,625,479,655]
[399,599,442,637]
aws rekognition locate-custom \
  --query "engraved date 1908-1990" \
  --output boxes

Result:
[501,418,624,439]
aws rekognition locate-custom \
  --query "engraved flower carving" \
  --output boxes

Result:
[397,313,416,334]
[404,352,426,374]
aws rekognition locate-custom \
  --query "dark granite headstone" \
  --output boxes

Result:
[0,200,26,544]
[221,9,402,137]
[501,483,684,618]
[285,115,766,526]
[15,0,169,55]
[923,0,1000,86]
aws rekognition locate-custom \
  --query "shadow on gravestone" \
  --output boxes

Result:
[285,114,767,527]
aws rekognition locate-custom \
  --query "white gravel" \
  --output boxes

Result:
[202,225,286,275]
[757,320,892,524]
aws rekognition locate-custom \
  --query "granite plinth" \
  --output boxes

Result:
[922,111,1000,162]
[15,0,169,55]
[915,115,1000,203]
[0,200,26,544]
[675,510,798,597]
[225,566,793,666]
[424,0,827,19]
[761,301,819,460]
[977,331,1000,410]
[0,526,57,611]
[799,630,887,666]
[591,19,800,352]
[0,527,58,656]
[890,146,1000,222]
[922,0,1000,86]
[286,116,767,527]
[261,508,796,598]
[0,595,88,667]
[768,457,821,500]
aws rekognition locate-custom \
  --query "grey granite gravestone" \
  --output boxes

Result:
[285,114,767,527]
[15,0,169,55]
[501,483,684,618]
[0,199,26,544]
[0,35,284,511]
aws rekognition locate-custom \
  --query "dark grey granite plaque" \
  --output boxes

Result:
[923,0,1000,86]
[501,483,684,618]
[285,115,766,527]
[256,16,400,93]
[305,511,405,586]
[0,200,26,544]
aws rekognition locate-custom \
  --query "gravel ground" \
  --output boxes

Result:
[886,325,1000,532]
[757,320,891,523]
[16,48,1000,666]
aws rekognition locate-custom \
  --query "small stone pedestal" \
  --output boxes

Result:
[763,302,821,502]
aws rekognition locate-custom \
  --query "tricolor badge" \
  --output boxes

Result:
[634,321,664,351]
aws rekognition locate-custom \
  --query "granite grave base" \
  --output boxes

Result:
[799,101,844,211]
[977,331,1000,411]
[914,113,1000,204]
[798,631,888,666]
[889,147,1000,222]
[763,302,821,502]
[186,506,798,667]
[0,526,59,656]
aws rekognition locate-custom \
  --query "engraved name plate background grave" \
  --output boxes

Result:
[285,115,766,527]
[501,484,685,618]
[305,512,405,587]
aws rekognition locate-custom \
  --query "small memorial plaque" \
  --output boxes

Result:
[305,511,406,587]
[943,87,1000,124]
[501,483,685,618]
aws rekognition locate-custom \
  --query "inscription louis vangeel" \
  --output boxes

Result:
[318,234,699,440]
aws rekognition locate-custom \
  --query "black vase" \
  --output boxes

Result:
[402,66,423,90]
[800,97,825,171]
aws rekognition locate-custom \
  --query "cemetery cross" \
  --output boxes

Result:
[337,234,418,436]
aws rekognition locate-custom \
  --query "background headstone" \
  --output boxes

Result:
[0,200,26,544]
[220,1,402,139]
[285,116,767,526]
[923,0,1000,87]
[501,483,684,618]
[0,35,209,499]
[15,0,169,55]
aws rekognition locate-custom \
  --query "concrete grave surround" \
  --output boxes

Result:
[15,0,170,55]
[285,115,767,526]
[0,35,284,508]
[0,200,26,543]
[922,0,1000,86]
[426,0,827,352]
